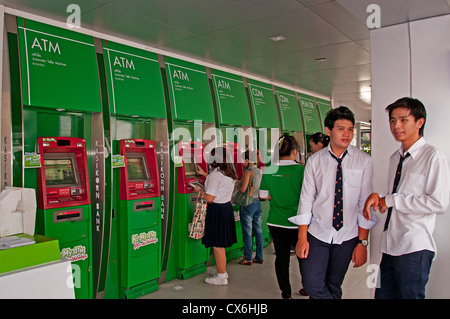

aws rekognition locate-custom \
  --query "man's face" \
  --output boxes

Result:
[389,107,424,144]
[325,119,354,152]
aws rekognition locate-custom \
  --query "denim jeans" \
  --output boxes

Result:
[239,198,263,262]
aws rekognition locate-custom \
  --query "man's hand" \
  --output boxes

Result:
[363,193,380,220]
[352,244,367,268]
[296,239,309,259]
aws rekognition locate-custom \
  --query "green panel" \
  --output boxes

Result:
[275,87,303,132]
[17,18,100,112]
[164,57,214,122]
[174,193,209,277]
[0,234,60,274]
[118,198,162,289]
[298,93,322,134]
[246,79,279,128]
[210,69,251,126]
[103,40,166,118]
[316,98,332,133]
[36,205,93,299]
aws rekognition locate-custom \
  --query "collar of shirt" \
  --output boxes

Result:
[399,137,426,159]
[277,159,299,166]
[327,144,353,159]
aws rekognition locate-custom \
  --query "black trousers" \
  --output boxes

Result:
[268,225,301,299]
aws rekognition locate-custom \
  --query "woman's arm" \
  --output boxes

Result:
[237,170,252,193]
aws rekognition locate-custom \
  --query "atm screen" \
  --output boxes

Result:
[183,152,198,177]
[184,161,198,176]
[127,154,150,181]
[44,158,77,186]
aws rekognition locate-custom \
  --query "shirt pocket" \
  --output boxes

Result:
[343,169,363,189]
[399,172,426,194]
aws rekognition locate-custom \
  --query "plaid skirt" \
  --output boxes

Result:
[202,202,237,248]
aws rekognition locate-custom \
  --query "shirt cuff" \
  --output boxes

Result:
[357,213,378,230]
[259,190,270,198]
[384,194,395,208]
[288,213,312,226]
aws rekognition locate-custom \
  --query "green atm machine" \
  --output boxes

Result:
[245,78,282,247]
[164,57,215,281]
[173,141,209,279]
[101,40,169,297]
[10,18,102,299]
[36,137,93,299]
[275,87,306,165]
[210,68,255,260]
[298,93,323,160]
[115,139,161,298]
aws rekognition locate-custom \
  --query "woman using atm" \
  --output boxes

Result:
[194,147,237,286]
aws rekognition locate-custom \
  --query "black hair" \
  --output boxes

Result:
[310,132,330,147]
[385,97,427,136]
[324,106,355,130]
[241,150,260,166]
[210,147,237,180]
[277,134,299,157]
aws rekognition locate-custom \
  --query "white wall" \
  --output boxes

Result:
[370,14,450,298]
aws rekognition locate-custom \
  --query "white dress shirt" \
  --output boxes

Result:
[380,138,450,257]
[205,168,235,203]
[289,145,377,244]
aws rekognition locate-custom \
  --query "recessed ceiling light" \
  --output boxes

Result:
[270,35,286,42]
[315,57,327,62]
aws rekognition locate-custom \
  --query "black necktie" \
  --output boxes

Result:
[330,150,348,231]
[384,152,410,231]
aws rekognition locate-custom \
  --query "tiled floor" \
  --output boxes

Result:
[141,243,372,299]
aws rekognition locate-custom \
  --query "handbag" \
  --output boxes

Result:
[234,170,254,207]
[189,193,207,239]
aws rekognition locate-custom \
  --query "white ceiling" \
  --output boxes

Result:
[2,0,449,121]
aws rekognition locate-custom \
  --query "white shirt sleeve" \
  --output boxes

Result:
[288,156,315,226]
[357,156,378,230]
[386,153,450,215]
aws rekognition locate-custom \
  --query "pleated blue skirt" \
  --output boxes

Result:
[202,202,237,248]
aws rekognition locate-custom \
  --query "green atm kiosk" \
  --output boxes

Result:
[246,78,282,247]
[101,40,169,298]
[210,68,254,260]
[173,141,209,279]
[36,136,93,299]
[164,57,215,281]
[115,139,161,298]
[275,87,306,165]
[11,18,102,299]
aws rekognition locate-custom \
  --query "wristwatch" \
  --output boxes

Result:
[357,239,369,247]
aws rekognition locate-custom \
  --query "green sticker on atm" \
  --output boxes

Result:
[174,156,183,168]
[112,155,125,168]
[24,153,41,168]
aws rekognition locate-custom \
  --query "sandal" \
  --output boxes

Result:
[252,258,263,264]
[239,259,252,265]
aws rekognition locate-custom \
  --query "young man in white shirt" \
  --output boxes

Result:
[364,97,450,299]
[290,106,377,299]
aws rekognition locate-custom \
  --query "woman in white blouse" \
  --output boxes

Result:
[195,147,237,286]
